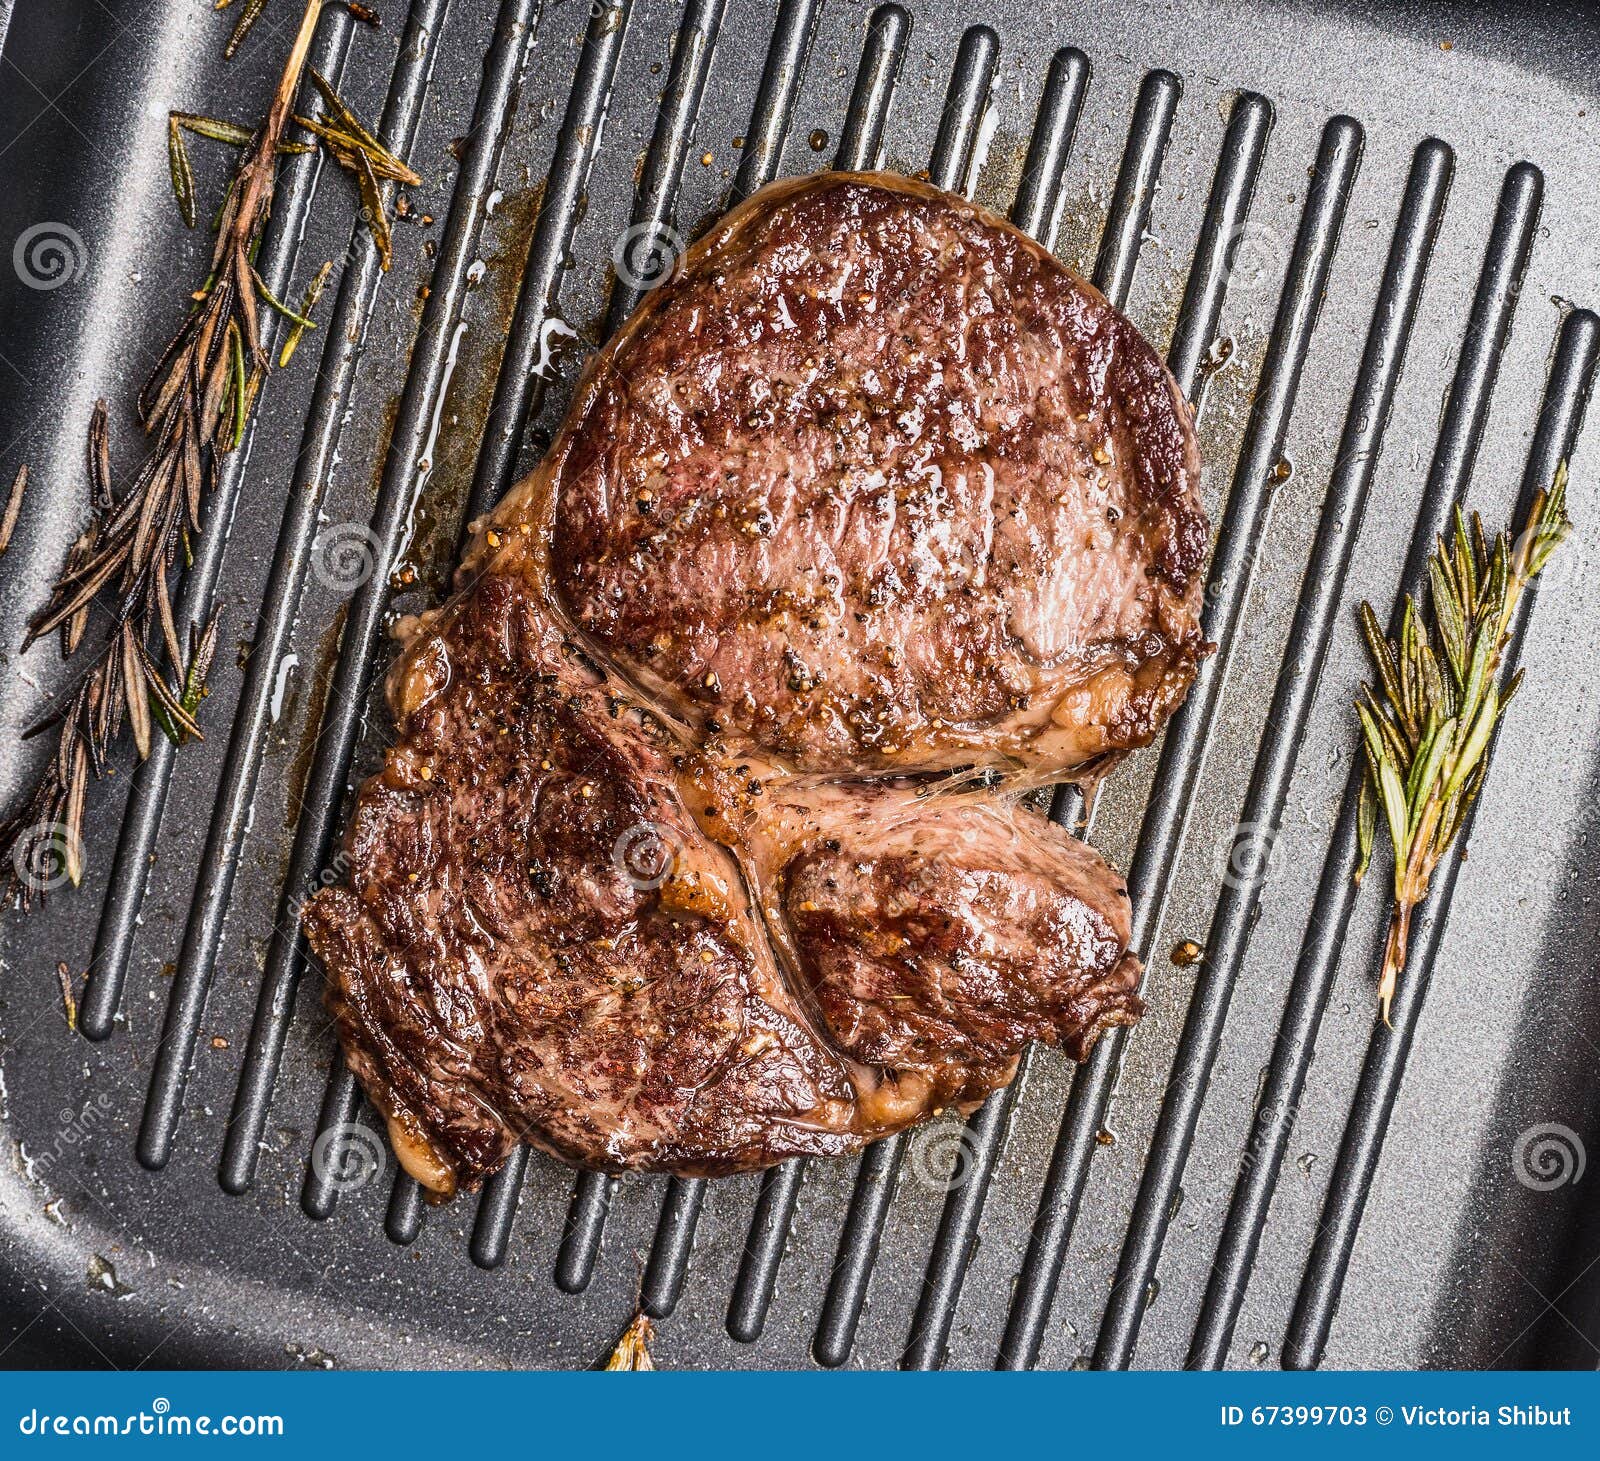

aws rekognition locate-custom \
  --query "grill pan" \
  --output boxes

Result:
[3,0,1600,1370]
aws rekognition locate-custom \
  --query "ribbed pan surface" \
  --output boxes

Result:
[3,0,1600,1370]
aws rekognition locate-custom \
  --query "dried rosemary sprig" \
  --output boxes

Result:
[0,0,327,908]
[1354,464,1571,1021]
[3,2,424,908]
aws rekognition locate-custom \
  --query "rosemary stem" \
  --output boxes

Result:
[1378,899,1414,1027]
[274,2,326,138]
[231,0,325,240]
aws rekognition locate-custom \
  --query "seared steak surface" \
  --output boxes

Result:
[303,173,1205,1192]
[553,173,1206,777]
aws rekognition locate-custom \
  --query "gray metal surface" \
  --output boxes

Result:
[1,0,1599,1371]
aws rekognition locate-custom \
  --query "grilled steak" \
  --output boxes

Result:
[303,172,1206,1192]
[551,172,1207,779]
[303,585,1142,1186]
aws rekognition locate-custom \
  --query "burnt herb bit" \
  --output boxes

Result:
[603,1312,656,1371]
[0,0,328,910]
[1354,463,1571,1022]
[56,961,78,1033]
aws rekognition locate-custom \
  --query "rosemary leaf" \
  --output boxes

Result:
[288,74,418,276]
[233,246,263,367]
[1427,557,1466,682]
[1500,664,1525,713]
[279,260,332,366]
[1471,510,1490,578]
[1441,687,1498,807]
[24,537,120,643]
[168,116,199,229]
[150,699,182,748]
[210,176,237,234]
[1356,703,1392,789]
[1355,772,1377,886]
[88,399,113,510]
[251,265,319,330]
[1418,636,1449,720]
[121,623,152,761]
[1457,613,1496,733]
[1438,534,1465,619]
[305,69,419,182]
[135,639,204,741]
[1487,531,1509,619]
[56,962,78,1032]
[1397,600,1419,730]
[1362,685,1411,769]
[1358,602,1402,713]
[62,538,96,654]
[1406,713,1452,836]
[63,743,87,887]
[1453,504,1477,608]
[1376,756,1410,881]
[1524,475,1571,578]
[1440,758,1488,850]
[224,0,270,60]
[0,463,28,553]
[174,112,256,148]
[227,318,248,449]
[154,555,183,672]
[182,615,221,720]
[354,146,394,272]
[294,114,421,186]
